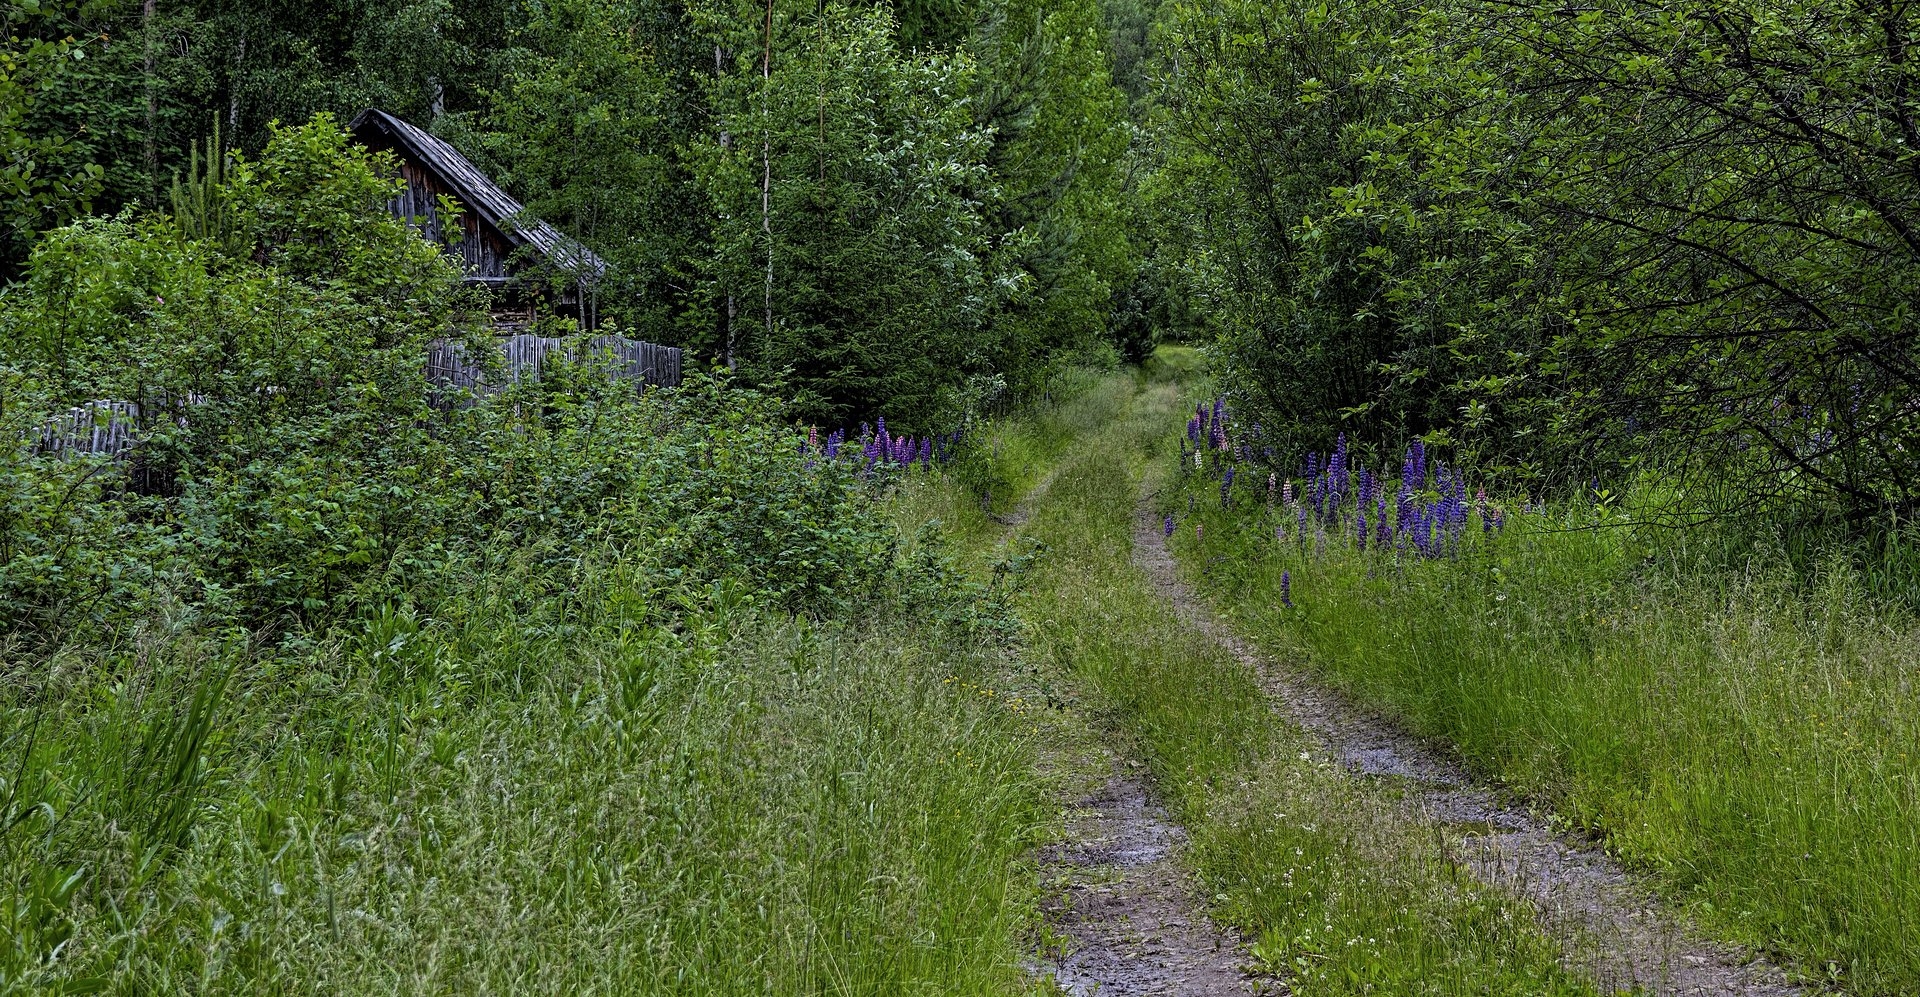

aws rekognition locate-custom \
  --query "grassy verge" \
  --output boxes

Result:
[1167,424,1920,992]
[950,357,1595,997]
[4,547,1049,994]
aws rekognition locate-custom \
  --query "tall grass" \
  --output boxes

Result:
[1172,461,1920,993]
[1,544,1047,994]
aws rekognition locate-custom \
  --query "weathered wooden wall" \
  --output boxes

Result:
[36,399,144,456]
[386,160,512,280]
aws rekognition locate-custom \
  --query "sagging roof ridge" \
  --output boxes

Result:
[348,108,605,279]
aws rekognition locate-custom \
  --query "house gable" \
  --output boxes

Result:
[347,109,604,290]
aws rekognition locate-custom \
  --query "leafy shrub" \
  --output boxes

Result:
[0,114,965,639]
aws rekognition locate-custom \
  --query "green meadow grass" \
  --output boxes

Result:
[2,548,1048,994]
[1169,452,1920,993]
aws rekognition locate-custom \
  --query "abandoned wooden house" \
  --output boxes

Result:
[36,112,681,458]
[348,108,606,329]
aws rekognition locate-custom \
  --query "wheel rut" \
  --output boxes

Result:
[1131,485,1804,997]
[1031,763,1267,996]
[1010,466,1268,996]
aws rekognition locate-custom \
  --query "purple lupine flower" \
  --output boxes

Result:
[1282,479,1292,505]
[1165,514,1175,538]
[1329,433,1348,499]
[1280,570,1292,607]
[1357,508,1368,552]
[919,437,932,467]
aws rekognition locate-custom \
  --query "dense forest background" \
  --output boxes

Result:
[3,0,1155,433]
[7,0,1917,531]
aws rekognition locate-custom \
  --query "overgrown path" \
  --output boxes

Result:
[996,368,1806,996]
[1129,486,1801,997]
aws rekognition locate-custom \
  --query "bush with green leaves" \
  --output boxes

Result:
[0,113,980,639]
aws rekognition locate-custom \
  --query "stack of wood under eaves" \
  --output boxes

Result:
[35,335,684,458]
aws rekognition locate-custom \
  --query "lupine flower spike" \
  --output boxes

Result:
[1280,570,1292,607]
[1164,514,1175,538]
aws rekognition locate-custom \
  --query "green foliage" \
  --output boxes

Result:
[4,0,1144,430]
[692,0,997,431]
[1139,0,1539,471]
[971,0,1137,390]
[1142,0,1920,514]
[0,113,941,637]
[168,121,240,251]
[0,0,105,268]
[1377,0,1920,516]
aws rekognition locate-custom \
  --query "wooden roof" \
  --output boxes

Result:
[348,108,605,279]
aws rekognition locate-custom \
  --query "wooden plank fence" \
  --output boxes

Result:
[36,399,145,456]
[428,334,682,399]
[37,335,683,457]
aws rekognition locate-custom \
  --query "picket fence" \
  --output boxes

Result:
[36,334,683,457]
